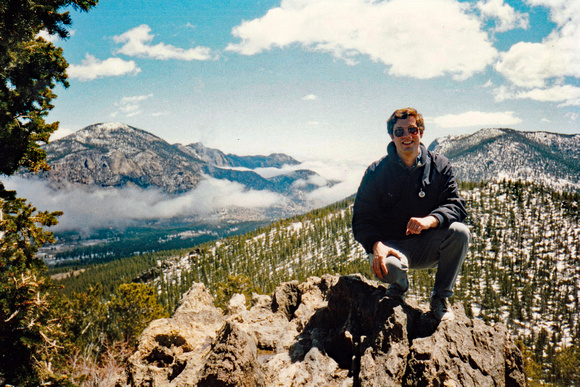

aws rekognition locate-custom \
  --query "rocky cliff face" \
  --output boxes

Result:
[117,275,525,386]
[42,123,206,193]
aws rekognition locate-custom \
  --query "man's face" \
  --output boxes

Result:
[390,116,423,156]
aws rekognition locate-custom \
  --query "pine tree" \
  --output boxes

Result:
[0,1,98,384]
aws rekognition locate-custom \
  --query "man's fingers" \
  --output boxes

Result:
[380,260,388,278]
[373,255,387,279]
[389,249,404,260]
[406,219,422,235]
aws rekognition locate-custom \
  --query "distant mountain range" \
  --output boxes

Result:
[429,128,580,191]
[25,124,579,205]
[31,123,332,198]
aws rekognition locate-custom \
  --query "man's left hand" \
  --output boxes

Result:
[406,215,439,235]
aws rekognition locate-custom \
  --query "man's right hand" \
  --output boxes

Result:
[372,241,404,279]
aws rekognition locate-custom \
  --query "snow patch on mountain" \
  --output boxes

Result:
[429,128,580,192]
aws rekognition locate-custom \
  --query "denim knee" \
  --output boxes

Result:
[368,254,409,285]
[449,222,471,246]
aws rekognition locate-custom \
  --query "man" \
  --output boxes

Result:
[352,107,470,321]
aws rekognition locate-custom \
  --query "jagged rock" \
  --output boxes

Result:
[118,274,525,386]
[197,321,264,386]
[119,283,224,386]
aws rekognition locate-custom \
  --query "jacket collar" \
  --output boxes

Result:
[386,142,432,188]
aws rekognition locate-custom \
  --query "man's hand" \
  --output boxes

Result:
[405,215,439,235]
[372,241,404,279]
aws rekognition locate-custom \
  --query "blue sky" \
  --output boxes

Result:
[46,0,579,165]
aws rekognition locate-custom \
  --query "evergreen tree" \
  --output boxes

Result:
[0,197,63,384]
[108,283,168,347]
[0,1,98,384]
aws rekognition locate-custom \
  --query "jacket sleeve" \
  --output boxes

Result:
[352,167,382,254]
[429,160,467,227]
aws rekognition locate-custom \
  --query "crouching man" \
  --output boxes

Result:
[352,107,471,321]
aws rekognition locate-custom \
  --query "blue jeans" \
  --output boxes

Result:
[368,222,471,298]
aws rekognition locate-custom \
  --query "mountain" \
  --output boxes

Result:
[32,123,330,197]
[182,142,299,169]
[57,179,579,382]
[428,128,580,191]
[41,123,205,193]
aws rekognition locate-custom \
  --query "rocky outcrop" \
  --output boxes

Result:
[117,274,525,386]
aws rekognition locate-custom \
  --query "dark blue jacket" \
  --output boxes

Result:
[352,142,467,253]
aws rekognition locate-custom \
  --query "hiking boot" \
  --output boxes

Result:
[385,284,407,302]
[430,296,454,321]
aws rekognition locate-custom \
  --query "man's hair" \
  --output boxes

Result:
[387,107,425,136]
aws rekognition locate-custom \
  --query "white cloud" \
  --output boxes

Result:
[476,0,529,32]
[495,0,580,87]
[493,84,580,106]
[68,54,140,81]
[37,29,76,43]
[226,0,497,80]
[114,24,213,61]
[302,94,318,100]
[5,176,284,232]
[302,158,368,207]
[37,30,59,43]
[513,85,580,106]
[434,111,522,128]
[112,94,153,118]
[50,126,74,141]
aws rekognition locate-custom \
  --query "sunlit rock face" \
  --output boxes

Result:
[118,274,525,387]
[31,123,331,199]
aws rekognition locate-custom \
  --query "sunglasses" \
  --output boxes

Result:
[393,126,420,137]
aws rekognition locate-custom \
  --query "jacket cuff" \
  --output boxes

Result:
[364,237,381,254]
[430,213,444,228]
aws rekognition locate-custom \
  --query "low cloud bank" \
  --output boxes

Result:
[4,159,369,234]
[4,177,284,233]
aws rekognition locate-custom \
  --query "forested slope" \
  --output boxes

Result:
[150,180,579,368]
[56,180,580,383]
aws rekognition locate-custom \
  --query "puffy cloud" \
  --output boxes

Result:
[226,0,496,80]
[495,0,580,87]
[114,24,213,61]
[302,94,318,100]
[476,0,529,32]
[111,94,154,118]
[495,84,580,106]
[433,111,522,128]
[68,54,140,81]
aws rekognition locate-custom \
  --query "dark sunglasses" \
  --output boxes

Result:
[394,126,420,137]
